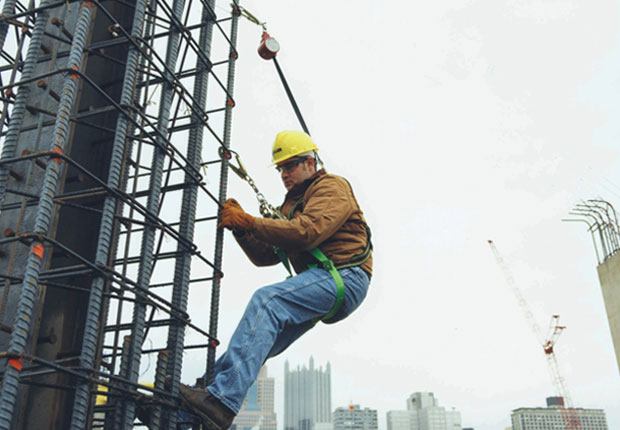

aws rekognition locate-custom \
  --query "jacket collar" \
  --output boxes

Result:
[285,169,326,200]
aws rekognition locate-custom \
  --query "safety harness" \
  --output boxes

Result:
[275,198,346,323]
[274,245,345,323]
[274,186,372,323]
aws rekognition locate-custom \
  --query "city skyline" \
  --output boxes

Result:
[274,359,610,430]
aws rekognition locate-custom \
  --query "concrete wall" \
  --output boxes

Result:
[596,252,620,373]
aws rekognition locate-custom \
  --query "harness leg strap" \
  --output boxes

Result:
[309,249,345,323]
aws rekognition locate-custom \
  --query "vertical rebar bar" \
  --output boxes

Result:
[162,0,217,428]
[69,0,152,426]
[0,0,18,53]
[117,0,187,427]
[0,0,35,135]
[0,0,52,205]
[0,3,95,428]
[206,1,240,385]
[108,0,158,379]
[109,335,133,429]
[150,350,169,429]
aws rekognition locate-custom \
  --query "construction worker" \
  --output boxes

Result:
[178,130,373,429]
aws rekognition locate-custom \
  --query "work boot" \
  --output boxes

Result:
[179,384,235,430]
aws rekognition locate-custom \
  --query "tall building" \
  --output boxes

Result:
[407,393,438,410]
[387,392,461,430]
[232,366,277,430]
[511,397,608,430]
[285,357,332,430]
[387,410,419,430]
[334,405,378,430]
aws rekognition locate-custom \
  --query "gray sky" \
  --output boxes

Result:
[184,1,620,429]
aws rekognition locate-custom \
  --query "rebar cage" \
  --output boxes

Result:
[0,0,239,428]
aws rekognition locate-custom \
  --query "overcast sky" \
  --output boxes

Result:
[180,1,620,429]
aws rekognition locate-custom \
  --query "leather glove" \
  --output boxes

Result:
[222,198,242,212]
[219,198,255,231]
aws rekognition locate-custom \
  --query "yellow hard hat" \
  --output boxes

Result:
[271,130,318,165]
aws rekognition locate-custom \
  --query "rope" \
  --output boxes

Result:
[235,4,311,134]
[273,57,310,135]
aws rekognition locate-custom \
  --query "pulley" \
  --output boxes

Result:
[258,31,280,60]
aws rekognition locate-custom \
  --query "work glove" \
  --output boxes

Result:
[219,198,255,231]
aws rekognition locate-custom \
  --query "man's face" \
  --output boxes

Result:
[276,157,316,191]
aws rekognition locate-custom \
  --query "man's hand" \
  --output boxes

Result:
[223,198,242,210]
[219,198,255,231]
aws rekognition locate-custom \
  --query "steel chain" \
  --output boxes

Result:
[219,147,284,219]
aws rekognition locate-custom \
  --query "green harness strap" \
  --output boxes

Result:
[275,247,294,277]
[274,247,345,323]
[309,248,345,322]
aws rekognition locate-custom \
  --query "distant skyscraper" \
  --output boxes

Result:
[333,405,378,430]
[407,393,438,410]
[284,357,332,430]
[232,366,277,430]
[387,392,461,430]
[386,410,419,430]
[511,397,608,430]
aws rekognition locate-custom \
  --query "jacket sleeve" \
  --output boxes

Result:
[233,231,281,267]
[251,176,355,251]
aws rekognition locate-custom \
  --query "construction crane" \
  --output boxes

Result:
[487,240,582,430]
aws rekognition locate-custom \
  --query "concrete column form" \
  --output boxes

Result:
[596,253,620,373]
[0,2,96,428]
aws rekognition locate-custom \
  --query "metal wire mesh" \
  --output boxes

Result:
[0,0,239,427]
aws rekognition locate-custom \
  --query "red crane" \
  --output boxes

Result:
[487,240,581,429]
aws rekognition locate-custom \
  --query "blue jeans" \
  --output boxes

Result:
[207,266,370,413]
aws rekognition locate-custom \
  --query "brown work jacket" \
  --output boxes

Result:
[234,169,373,276]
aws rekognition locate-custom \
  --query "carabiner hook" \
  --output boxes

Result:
[219,147,248,180]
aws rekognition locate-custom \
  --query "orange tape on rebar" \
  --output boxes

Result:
[50,146,64,164]
[32,243,44,259]
[8,358,23,371]
[69,65,80,80]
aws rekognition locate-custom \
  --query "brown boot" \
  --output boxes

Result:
[179,384,235,430]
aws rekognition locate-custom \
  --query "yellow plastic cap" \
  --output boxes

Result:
[271,130,318,165]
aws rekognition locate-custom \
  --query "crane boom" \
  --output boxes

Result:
[487,240,582,430]
[487,240,544,343]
